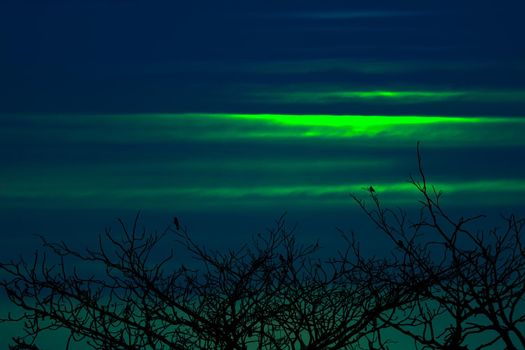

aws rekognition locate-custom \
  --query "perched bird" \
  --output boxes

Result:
[173,216,180,231]
[369,186,375,193]
[123,304,132,318]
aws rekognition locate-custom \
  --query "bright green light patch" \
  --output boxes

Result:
[4,113,525,147]
[204,113,487,127]
[171,113,524,141]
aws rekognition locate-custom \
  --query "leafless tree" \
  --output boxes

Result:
[1,212,417,349]
[2,145,523,350]
[351,143,525,350]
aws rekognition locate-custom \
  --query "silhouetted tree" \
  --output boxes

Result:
[351,143,525,350]
[1,145,523,349]
[1,213,418,349]
[8,338,40,350]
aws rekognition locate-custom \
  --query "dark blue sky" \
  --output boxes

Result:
[1,2,525,346]
[1,0,524,247]
[1,1,524,114]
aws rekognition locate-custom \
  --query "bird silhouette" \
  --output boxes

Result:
[123,304,132,318]
[369,186,375,193]
[173,216,180,231]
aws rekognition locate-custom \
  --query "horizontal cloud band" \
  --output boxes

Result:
[3,179,525,209]
[3,113,524,146]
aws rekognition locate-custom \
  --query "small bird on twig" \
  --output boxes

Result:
[369,186,375,193]
[173,216,180,231]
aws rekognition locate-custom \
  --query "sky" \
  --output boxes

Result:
[1,0,525,347]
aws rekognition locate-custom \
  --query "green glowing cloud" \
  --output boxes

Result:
[168,113,525,145]
[246,89,525,104]
[2,179,524,210]
[4,113,524,147]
